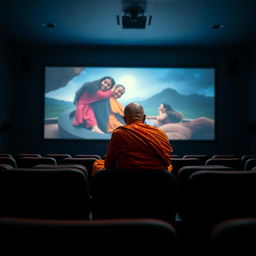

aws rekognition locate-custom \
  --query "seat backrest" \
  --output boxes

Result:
[186,170,256,231]
[182,155,209,164]
[92,169,177,223]
[211,154,236,158]
[205,157,243,170]
[0,168,90,219]
[0,217,177,255]
[61,158,97,180]
[171,158,201,177]
[176,165,233,219]
[211,218,256,255]
[0,164,14,171]
[33,164,88,178]
[244,158,256,170]
[17,157,57,168]
[0,157,17,168]
[241,154,256,165]
[46,154,72,164]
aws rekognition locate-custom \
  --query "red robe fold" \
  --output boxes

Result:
[92,121,173,174]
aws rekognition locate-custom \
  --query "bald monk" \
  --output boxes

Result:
[92,102,173,176]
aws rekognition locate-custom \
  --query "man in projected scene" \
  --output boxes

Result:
[92,102,173,176]
[91,84,126,133]
[147,103,214,140]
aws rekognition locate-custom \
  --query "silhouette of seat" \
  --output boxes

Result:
[211,154,236,158]
[33,164,88,179]
[205,157,243,170]
[171,158,201,177]
[244,158,256,170]
[211,218,256,256]
[0,154,13,158]
[92,169,176,223]
[186,170,256,237]
[0,217,177,256]
[241,154,256,166]
[0,164,14,171]
[17,157,57,168]
[46,154,72,164]
[182,155,209,164]
[61,157,97,181]
[16,153,42,158]
[176,165,233,219]
[0,168,90,219]
[0,157,17,168]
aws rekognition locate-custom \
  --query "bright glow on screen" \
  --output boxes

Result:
[44,67,215,140]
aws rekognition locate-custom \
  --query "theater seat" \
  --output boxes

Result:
[17,157,57,168]
[205,157,243,170]
[92,169,176,223]
[0,217,177,256]
[171,158,201,177]
[176,165,233,219]
[61,157,97,181]
[46,154,72,164]
[0,157,17,168]
[182,155,209,164]
[0,168,90,219]
[186,170,256,238]
[244,158,256,170]
[211,218,256,256]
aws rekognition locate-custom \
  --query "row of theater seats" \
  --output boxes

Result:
[0,216,254,255]
[0,153,256,176]
[0,153,256,255]
[0,166,256,226]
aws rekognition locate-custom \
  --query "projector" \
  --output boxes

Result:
[122,15,147,29]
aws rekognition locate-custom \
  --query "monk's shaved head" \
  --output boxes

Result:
[124,102,146,124]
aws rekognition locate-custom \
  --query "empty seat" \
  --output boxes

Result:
[186,170,256,237]
[241,154,256,165]
[61,157,97,181]
[33,164,88,179]
[0,217,177,256]
[0,157,17,168]
[0,168,90,219]
[211,218,256,256]
[16,153,42,158]
[171,158,201,177]
[211,154,236,158]
[0,164,14,171]
[46,154,72,164]
[17,157,57,168]
[182,155,209,164]
[92,169,176,223]
[0,154,13,158]
[205,157,243,170]
[176,165,233,219]
[244,158,256,170]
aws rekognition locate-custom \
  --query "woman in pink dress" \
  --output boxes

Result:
[73,76,115,134]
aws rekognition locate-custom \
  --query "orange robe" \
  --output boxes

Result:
[106,97,124,132]
[92,121,173,175]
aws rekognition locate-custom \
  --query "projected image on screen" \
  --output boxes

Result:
[44,67,215,140]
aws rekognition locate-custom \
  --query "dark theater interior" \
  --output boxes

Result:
[0,0,256,255]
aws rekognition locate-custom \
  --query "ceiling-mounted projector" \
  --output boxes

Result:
[122,5,147,29]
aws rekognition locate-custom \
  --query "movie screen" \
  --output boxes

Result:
[44,67,215,140]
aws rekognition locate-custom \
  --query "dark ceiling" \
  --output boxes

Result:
[0,0,256,47]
